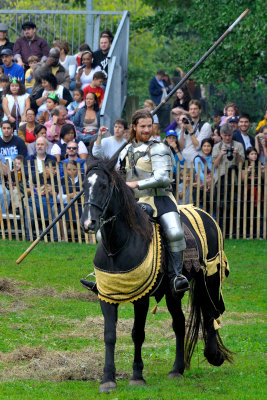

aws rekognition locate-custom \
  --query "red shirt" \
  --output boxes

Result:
[83,85,104,106]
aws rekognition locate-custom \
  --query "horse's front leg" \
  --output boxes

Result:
[165,290,185,378]
[99,300,118,393]
[130,295,149,386]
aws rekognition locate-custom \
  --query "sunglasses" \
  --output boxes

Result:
[67,146,78,150]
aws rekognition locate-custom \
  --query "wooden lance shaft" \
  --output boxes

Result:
[152,8,249,116]
[16,189,84,264]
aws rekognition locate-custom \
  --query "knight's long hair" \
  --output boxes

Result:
[129,109,153,142]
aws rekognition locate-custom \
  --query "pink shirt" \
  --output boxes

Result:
[45,119,74,143]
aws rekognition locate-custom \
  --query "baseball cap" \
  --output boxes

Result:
[0,48,13,56]
[0,23,8,31]
[166,130,178,137]
[228,117,239,123]
[22,21,36,30]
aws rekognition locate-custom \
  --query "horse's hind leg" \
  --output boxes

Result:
[130,295,149,386]
[99,300,118,393]
[165,290,185,378]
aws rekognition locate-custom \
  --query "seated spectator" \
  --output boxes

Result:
[0,121,27,168]
[51,123,87,162]
[172,85,191,111]
[194,138,214,210]
[24,160,59,241]
[233,113,255,152]
[0,75,9,120]
[18,108,41,145]
[92,119,127,166]
[0,154,10,214]
[60,141,86,177]
[0,23,14,65]
[83,71,106,107]
[92,36,112,77]
[100,30,114,43]
[228,116,239,134]
[75,43,92,67]
[25,55,39,94]
[45,105,73,144]
[75,50,101,90]
[255,125,267,164]
[211,125,221,144]
[25,136,56,174]
[179,100,211,164]
[53,40,77,90]
[13,21,50,69]
[38,92,60,125]
[31,72,72,115]
[31,48,71,96]
[256,107,267,132]
[67,89,85,121]
[220,102,239,126]
[27,125,53,156]
[0,49,24,81]
[73,92,100,144]
[2,79,30,132]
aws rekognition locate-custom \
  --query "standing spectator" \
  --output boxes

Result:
[149,69,170,129]
[0,23,13,65]
[45,105,73,144]
[13,21,50,69]
[179,100,211,164]
[27,125,53,156]
[67,89,85,121]
[256,107,267,132]
[51,123,87,161]
[233,113,255,152]
[0,49,24,81]
[143,99,160,126]
[92,36,112,77]
[92,119,127,166]
[24,55,39,94]
[172,85,191,111]
[75,51,101,90]
[228,116,239,134]
[31,48,71,96]
[211,125,221,144]
[194,138,214,210]
[2,79,30,131]
[73,92,100,144]
[53,40,77,90]
[165,108,190,135]
[164,130,185,191]
[83,71,106,107]
[18,108,40,145]
[0,121,27,167]
[255,125,267,164]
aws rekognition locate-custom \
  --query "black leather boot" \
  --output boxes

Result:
[167,251,189,295]
[80,279,98,294]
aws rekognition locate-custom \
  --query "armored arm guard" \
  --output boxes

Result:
[138,143,172,190]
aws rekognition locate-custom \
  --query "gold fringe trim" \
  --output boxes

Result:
[95,224,161,304]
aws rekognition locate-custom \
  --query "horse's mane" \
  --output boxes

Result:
[86,157,153,244]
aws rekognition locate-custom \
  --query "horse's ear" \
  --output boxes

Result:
[86,137,99,166]
[106,141,129,172]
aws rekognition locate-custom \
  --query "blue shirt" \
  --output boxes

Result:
[2,63,25,82]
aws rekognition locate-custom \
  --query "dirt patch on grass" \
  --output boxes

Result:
[0,346,129,382]
[0,278,29,296]
[0,299,29,314]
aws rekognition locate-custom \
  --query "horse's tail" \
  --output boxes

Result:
[184,273,234,369]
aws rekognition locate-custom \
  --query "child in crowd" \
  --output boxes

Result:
[220,102,239,126]
[25,56,39,94]
[5,155,24,208]
[38,92,60,125]
[83,71,106,107]
[67,89,85,121]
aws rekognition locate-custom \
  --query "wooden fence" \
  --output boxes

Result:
[0,161,266,242]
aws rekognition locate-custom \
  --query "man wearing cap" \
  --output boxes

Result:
[13,21,50,69]
[0,23,13,65]
[0,49,24,81]
[228,116,239,134]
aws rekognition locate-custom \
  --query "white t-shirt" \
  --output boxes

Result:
[92,136,126,167]
[241,133,252,150]
[60,55,77,80]
[37,85,65,113]
[77,65,102,90]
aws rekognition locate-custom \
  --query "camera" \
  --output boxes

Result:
[182,117,190,125]
[225,146,234,161]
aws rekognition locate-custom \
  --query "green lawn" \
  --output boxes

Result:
[0,240,266,399]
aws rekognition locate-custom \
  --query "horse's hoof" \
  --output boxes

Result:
[168,371,183,379]
[129,379,146,386]
[204,350,225,367]
[99,381,117,393]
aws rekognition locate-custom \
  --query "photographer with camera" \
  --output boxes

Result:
[212,123,244,181]
[179,99,211,164]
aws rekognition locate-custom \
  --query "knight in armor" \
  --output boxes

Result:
[120,109,189,295]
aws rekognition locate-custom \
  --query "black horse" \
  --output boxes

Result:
[80,154,232,393]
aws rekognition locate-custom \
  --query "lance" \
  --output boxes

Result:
[16,9,249,264]
[152,8,249,115]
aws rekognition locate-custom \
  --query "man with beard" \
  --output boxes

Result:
[0,23,13,65]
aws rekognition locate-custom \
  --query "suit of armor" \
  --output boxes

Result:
[120,138,189,294]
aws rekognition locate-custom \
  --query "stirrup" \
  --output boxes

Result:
[80,272,98,294]
[173,274,189,294]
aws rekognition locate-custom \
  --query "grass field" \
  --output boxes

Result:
[0,239,266,400]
